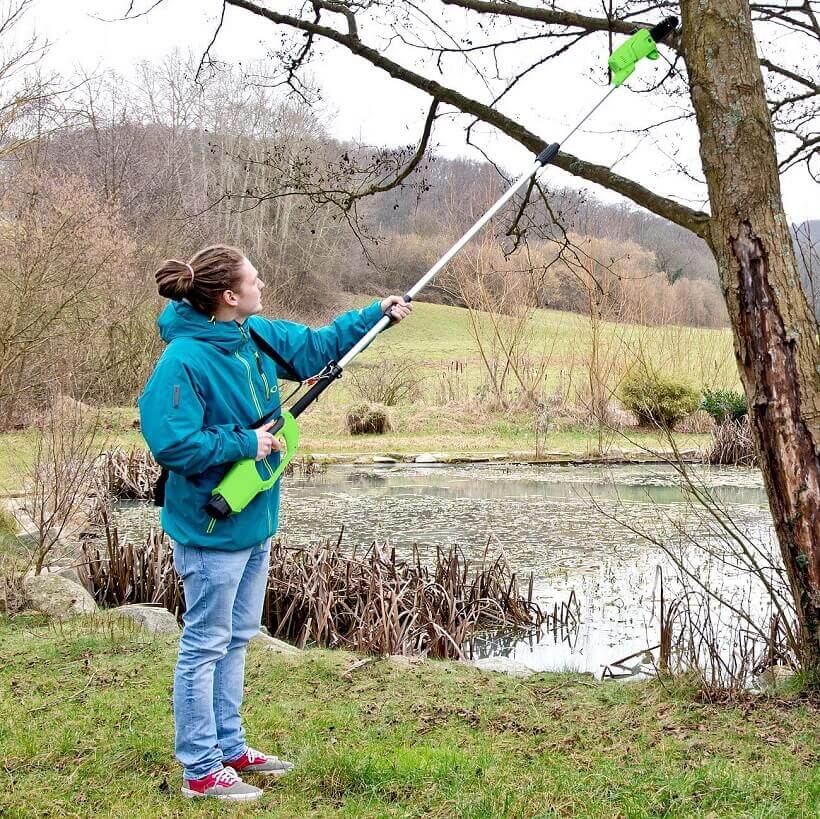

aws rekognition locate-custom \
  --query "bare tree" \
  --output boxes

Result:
[210,0,820,671]
[22,391,103,576]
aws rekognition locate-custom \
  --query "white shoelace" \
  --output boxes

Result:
[214,767,239,786]
[246,748,266,764]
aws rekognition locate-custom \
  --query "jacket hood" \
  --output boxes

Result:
[157,300,247,353]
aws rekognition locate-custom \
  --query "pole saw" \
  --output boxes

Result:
[204,15,679,520]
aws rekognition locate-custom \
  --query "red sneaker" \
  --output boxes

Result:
[225,747,294,777]
[181,766,263,801]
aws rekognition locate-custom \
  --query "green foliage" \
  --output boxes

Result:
[619,368,700,428]
[701,387,748,424]
[0,506,16,538]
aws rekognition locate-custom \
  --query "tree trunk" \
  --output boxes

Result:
[680,0,820,669]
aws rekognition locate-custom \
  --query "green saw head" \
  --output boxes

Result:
[608,16,678,86]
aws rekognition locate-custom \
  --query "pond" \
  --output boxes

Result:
[114,462,778,676]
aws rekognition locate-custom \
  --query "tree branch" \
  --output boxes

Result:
[759,57,819,91]
[224,0,710,236]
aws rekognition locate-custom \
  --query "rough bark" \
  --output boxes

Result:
[680,0,820,668]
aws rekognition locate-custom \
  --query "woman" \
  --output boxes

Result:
[139,245,411,801]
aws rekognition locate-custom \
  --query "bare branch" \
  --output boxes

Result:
[224,0,710,236]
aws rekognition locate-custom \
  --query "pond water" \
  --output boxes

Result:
[115,462,779,676]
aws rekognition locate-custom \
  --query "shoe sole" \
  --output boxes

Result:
[181,787,262,801]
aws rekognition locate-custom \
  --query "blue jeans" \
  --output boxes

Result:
[171,537,271,780]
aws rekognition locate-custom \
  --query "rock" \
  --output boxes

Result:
[414,453,449,464]
[372,456,398,464]
[250,631,301,654]
[10,508,60,548]
[25,563,83,588]
[115,604,180,635]
[473,656,536,678]
[605,448,629,459]
[23,573,97,620]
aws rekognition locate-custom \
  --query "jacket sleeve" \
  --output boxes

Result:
[138,357,258,476]
[250,299,385,381]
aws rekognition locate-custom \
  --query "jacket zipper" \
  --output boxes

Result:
[254,351,273,400]
[234,349,276,482]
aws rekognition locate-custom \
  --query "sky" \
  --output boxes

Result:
[27,0,818,224]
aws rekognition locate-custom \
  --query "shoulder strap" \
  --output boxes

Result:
[248,327,302,383]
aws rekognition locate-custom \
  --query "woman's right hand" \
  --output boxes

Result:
[255,419,282,460]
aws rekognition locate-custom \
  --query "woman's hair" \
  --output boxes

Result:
[154,244,245,315]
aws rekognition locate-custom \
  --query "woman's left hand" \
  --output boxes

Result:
[380,295,413,323]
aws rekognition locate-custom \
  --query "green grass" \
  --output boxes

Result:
[0,614,817,818]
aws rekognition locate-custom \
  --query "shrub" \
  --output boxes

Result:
[0,505,17,538]
[701,388,748,425]
[618,368,700,428]
[347,355,423,406]
[346,403,391,435]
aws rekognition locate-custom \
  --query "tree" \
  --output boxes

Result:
[207,0,820,670]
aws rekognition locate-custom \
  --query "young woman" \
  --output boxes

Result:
[139,245,411,801]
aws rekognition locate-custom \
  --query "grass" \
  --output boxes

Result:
[0,613,817,818]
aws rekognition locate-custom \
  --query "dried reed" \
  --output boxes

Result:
[79,518,545,659]
[705,418,757,466]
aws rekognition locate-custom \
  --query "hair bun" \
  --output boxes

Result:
[155,259,195,301]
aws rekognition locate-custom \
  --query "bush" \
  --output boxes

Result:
[0,505,17,538]
[701,388,748,425]
[619,368,700,428]
[347,355,423,406]
[346,404,391,435]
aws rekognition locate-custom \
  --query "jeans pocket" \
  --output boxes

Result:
[172,540,186,576]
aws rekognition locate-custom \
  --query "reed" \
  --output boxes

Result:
[705,417,757,466]
[80,504,183,616]
[79,520,545,660]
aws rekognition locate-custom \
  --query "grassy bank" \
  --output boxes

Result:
[1,614,817,818]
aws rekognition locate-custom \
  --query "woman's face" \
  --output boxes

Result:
[230,257,265,318]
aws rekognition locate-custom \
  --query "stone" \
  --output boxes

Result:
[25,563,83,588]
[250,631,301,655]
[10,508,61,549]
[473,657,536,678]
[414,453,449,464]
[115,604,180,635]
[755,664,795,694]
[23,573,97,620]
[372,456,398,464]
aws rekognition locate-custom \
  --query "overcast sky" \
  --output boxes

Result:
[30,0,817,224]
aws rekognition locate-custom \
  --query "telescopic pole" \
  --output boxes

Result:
[205,16,679,519]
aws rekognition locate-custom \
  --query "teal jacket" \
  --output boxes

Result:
[138,299,385,551]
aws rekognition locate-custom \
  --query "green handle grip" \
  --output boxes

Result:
[209,411,301,517]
